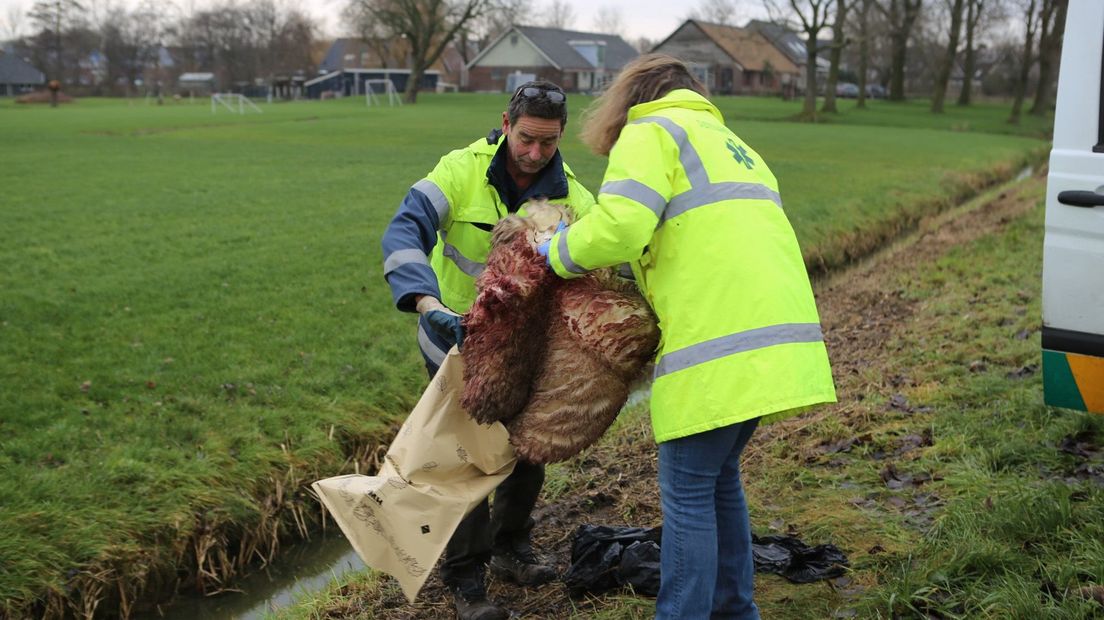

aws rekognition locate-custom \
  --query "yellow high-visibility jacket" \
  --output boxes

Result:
[383,132,595,314]
[548,89,836,442]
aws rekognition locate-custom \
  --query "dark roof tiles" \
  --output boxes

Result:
[512,25,638,70]
[0,51,46,85]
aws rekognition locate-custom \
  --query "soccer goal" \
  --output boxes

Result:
[211,93,263,114]
[364,79,402,107]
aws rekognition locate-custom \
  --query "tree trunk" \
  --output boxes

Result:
[822,0,848,113]
[1030,0,1067,116]
[889,29,907,100]
[956,0,978,106]
[856,0,872,108]
[880,0,923,101]
[405,61,424,103]
[789,0,831,119]
[1009,0,1038,125]
[801,35,819,119]
[931,0,965,113]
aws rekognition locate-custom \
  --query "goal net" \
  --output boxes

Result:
[211,93,263,114]
[365,79,402,107]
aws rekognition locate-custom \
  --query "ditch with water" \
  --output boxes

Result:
[135,533,364,619]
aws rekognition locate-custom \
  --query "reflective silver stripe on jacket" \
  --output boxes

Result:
[383,248,429,276]
[600,179,667,219]
[413,178,450,224]
[417,323,447,367]
[631,116,709,187]
[630,115,782,226]
[663,182,782,224]
[655,323,824,379]
[442,243,485,277]
[557,227,587,274]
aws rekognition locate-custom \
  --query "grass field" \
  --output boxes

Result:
[713,95,1055,138]
[0,93,1049,617]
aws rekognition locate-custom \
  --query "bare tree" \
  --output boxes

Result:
[28,0,86,81]
[767,0,834,120]
[99,4,158,96]
[3,2,26,40]
[1008,0,1038,124]
[930,0,964,112]
[543,0,575,29]
[955,0,983,105]
[1030,0,1066,115]
[688,0,741,25]
[342,1,403,67]
[632,35,656,52]
[345,0,484,103]
[592,5,625,36]
[466,0,529,47]
[173,0,318,91]
[874,0,923,101]
[251,1,317,87]
[450,0,532,74]
[855,0,874,107]
[821,0,848,113]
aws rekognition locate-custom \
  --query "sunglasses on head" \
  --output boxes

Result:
[512,85,566,104]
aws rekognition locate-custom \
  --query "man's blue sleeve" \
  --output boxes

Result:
[381,179,448,312]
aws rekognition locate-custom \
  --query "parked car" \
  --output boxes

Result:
[1042,0,1104,414]
[865,83,887,99]
[835,82,859,98]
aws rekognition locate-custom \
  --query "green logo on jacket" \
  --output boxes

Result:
[726,139,755,170]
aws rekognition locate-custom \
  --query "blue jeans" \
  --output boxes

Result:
[657,419,761,620]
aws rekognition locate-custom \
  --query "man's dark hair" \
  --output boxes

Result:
[507,80,568,127]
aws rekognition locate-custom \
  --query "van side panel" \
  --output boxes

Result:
[1068,353,1104,411]
[1043,350,1088,411]
[1041,0,1104,415]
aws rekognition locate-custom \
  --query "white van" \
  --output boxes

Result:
[1042,0,1104,413]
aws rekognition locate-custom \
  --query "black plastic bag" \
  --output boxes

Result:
[751,534,849,584]
[618,540,662,595]
[562,525,661,597]
[563,525,848,597]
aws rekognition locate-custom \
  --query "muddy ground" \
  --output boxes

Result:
[322,175,1045,619]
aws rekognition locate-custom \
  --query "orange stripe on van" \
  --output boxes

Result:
[1068,353,1104,413]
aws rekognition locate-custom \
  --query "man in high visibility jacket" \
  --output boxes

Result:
[381,81,595,620]
[543,55,836,619]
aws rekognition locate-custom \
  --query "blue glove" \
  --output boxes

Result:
[424,309,465,349]
[537,221,566,261]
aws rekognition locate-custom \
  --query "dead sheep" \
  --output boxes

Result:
[461,201,659,464]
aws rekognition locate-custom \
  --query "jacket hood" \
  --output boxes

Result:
[626,89,724,124]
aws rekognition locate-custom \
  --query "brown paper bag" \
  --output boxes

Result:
[312,348,516,602]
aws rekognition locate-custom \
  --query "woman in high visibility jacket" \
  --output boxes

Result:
[543,54,837,619]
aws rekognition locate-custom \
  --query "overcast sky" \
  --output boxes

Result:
[0,0,773,44]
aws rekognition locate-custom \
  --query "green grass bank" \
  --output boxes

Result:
[752,177,1104,619]
[0,94,1047,617]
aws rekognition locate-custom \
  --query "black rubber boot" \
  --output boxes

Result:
[452,589,509,620]
[489,545,558,586]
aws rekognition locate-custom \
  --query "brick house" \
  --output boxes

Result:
[652,20,801,95]
[466,25,638,93]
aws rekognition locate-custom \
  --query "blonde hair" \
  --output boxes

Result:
[579,53,709,156]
